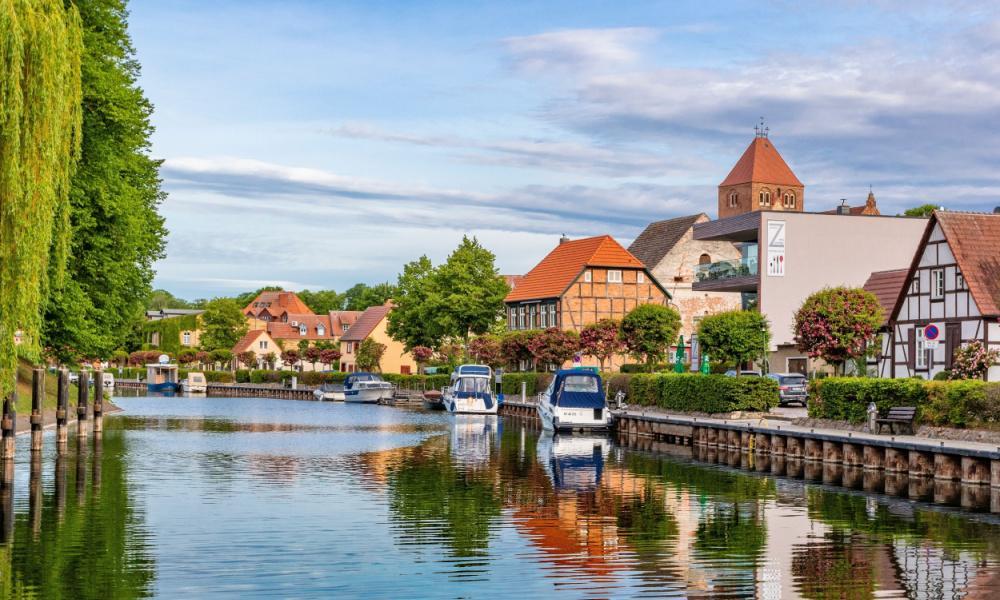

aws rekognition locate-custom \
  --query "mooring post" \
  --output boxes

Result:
[57,368,69,450]
[77,371,90,439]
[1,378,16,460]
[31,367,44,452]
[93,369,104,434]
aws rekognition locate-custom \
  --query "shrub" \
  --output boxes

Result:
[623,373,779,413]
[793,287,883,375]
[236,369,251,383]
[500,372,552,397]
[620,304,682,370]
[696,310,770,369]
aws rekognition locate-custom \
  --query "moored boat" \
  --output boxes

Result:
[146,361,180,395]
[313,383,345,401]
[537,369,612,432]
[422,389,444,410]
[442,364,497,414]
[181,372,207,394]
[343,372,394,403]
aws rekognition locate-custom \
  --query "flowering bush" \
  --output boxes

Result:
[527,327,580,370]
[580,319,624,371]
[950,341,1000,380]
[411,345,434,363]
[468,335,502,367]
[793,287,883,374]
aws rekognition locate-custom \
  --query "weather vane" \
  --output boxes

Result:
[754,116,768,139]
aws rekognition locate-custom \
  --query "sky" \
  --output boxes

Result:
[130,0,1000,300]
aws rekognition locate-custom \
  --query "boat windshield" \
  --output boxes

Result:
[454,377,490,393]
[562,375,599,393]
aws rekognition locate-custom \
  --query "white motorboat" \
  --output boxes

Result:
[442,364,497,414]
[343,372,394,403]
[313,383,345,401]
[537,369,613,432]
[181,371,207,394]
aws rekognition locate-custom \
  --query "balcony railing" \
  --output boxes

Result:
[694,257,758,283]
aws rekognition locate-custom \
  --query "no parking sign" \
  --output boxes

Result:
[924,323,942,349]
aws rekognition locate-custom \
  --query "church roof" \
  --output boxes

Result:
[720,137,803,187]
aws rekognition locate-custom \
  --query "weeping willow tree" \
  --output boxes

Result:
[0,0,83,395]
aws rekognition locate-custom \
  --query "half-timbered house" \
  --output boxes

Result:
[880,211,1000,381]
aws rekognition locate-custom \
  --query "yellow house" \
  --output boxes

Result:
[338,303,416,374]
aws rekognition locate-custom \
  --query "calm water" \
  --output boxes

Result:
[0,397,998,598]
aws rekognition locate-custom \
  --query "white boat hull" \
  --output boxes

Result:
[344,388,382,403]
[313,388,345,401]
[443,393,498,415]
[537,395,612,432]
[181,383,207,394]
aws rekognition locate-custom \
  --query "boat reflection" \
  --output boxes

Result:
[449,414,500,467]
[536,432,610,491]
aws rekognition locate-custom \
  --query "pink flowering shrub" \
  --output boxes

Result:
[793,287,883,374]
[949,341,1000,380]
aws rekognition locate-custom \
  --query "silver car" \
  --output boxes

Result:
[766,373,808,406]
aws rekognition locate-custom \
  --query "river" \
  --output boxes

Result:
[0,396,998,598]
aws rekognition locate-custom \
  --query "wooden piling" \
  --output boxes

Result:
[93,370,104,434]
[57,369,69,449]
[30,367,44,452]
[1,378,16,460]
[77,372,90,438]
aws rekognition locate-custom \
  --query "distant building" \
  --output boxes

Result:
[629,213,742,342]
[233,310,362,371]
[145,308,205,321]
[233,329,279,369]
[339,303,416,374]
[822,190,881,216]
[243,290,314,330]
[505,234,669,369]
[876,211,1000,381]
[717,131,804,220]
[143,309,204,350]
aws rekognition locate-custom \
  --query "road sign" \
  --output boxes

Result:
[925,323,941,341]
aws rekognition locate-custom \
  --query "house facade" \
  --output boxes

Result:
[233,310,362,371]
[233,329,279,369]
[504,235,670,369]
[243,291,314,330]
[628,213,742,341]
[878,211,1000,381]
[339,304,416,374]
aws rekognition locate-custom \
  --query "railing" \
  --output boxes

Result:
[694,257,758,282]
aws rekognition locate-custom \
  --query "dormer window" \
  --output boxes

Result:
[317,325,325,336]
[759,189,772,207]
[299,324,307,336]
[728,191,738,207]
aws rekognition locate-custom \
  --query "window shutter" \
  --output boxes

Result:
[907,328,916,371]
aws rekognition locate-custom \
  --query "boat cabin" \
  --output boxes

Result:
[545,370,606,409]
[146,364,179,386]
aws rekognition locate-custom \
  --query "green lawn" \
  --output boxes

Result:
[14,362,81,415]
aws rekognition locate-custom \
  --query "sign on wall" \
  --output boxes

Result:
[766,220,785,277]
[924,323,943,349]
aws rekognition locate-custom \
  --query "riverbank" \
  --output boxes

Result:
[12,401,123,436]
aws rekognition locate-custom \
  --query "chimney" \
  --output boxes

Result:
[559,234,570,244]
[994,206,1000,214]
[836,199,851,215]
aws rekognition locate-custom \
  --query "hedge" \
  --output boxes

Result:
[110,367,234,383]
[808,377,1000,428]
[621,373,778,413]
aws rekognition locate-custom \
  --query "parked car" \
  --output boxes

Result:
[724,370,763,377]
[766,373,808,406]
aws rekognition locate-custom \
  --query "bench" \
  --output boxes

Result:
[876,406,917,435]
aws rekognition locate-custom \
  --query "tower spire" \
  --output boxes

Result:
[755,117,768,139]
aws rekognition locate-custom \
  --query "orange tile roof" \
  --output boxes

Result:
[505,235,646,302]
[243,291,314,318]
[267,313,341,341]
[233,329,270,353]
[935,212,1000,316]
[329,310,363,335]
[863,269,908,326]
[720,137,803,187]
[340,305,391,342]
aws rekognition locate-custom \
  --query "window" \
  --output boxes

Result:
[548,303,557,327]
[637,272,645,284]
[518,306,525,329]
[782,192,795,208]
[259,340,268,350]
[956,271,966,290]
[699,253,712,265]
[346,342,354,354]
[529,305,537,328]
[182,331,191,346]
[299,324,307,336]
[540,305,547,328]
[931,268,944,299]
[342,324,349,332]
[317,325,325,337]
[759,189,771,207]
[910,273,920,294]
[728,191,738,207]
[608,270,622,283]
[916,327,928,369]
[583,270,592,283]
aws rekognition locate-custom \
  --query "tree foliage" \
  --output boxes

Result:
[356,338,387,372]
[343,282,396,311]
[528,328,580,370]
[468,335,503,367]
[500,330,538,370]
[281,349,300,369]
[580,319,624,371]
[236,350,256,369]
[0,0,83,392]
[297,289,345,314]
[44,0,167,364]
[697,310,771,370]
[386,256,442,349]
[620,305,682,370]
[793,287,883,373]
[902,204,939,217]
[199,298,249,351]
[319,348,341,369]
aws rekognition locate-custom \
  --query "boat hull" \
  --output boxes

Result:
[147,382,180,394]
[443,393,498,415]
[181,384,207,394]
[537,398,612,432]
[344,388,382,403]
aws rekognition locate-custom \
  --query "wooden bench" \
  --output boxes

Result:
[876,406,917,435]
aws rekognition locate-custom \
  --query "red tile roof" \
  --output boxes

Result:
[863,269,908,326]
[340,305,391,342]
[267,313,339,341]
[329,310,363,335]
[503,275,524,290]
[936,212,1000,316]
[233,329,270,354]
[243,291,314,318]
[720,137,803,187]
[505,235,646,302]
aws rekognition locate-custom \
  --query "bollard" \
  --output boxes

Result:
[57,369,69,449]
[93,370,104,434]
[31,368,44,452]
[1,378,16,460]
[77,372,90,439]
[521,381,527,403]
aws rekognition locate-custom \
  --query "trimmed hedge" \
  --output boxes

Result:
[808,377,1000,428]
[623,373,778,413]
[111,367,234,383]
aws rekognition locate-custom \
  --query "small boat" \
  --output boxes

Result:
[313,383,345,401]
[537,369,613,432]
[443,364,497,414]
[343,372,394,403]
[422,389,444,410]
[101,372,115,392]
[181,372,207,394]
[146,362,180,395]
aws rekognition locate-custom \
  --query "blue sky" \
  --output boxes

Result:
[130,0,1000,299]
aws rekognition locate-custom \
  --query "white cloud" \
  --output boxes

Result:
[502,27,657,75]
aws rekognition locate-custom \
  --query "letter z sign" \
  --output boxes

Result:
[766,221,785,277]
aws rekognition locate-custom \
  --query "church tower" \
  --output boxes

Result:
[718,123,804,219]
